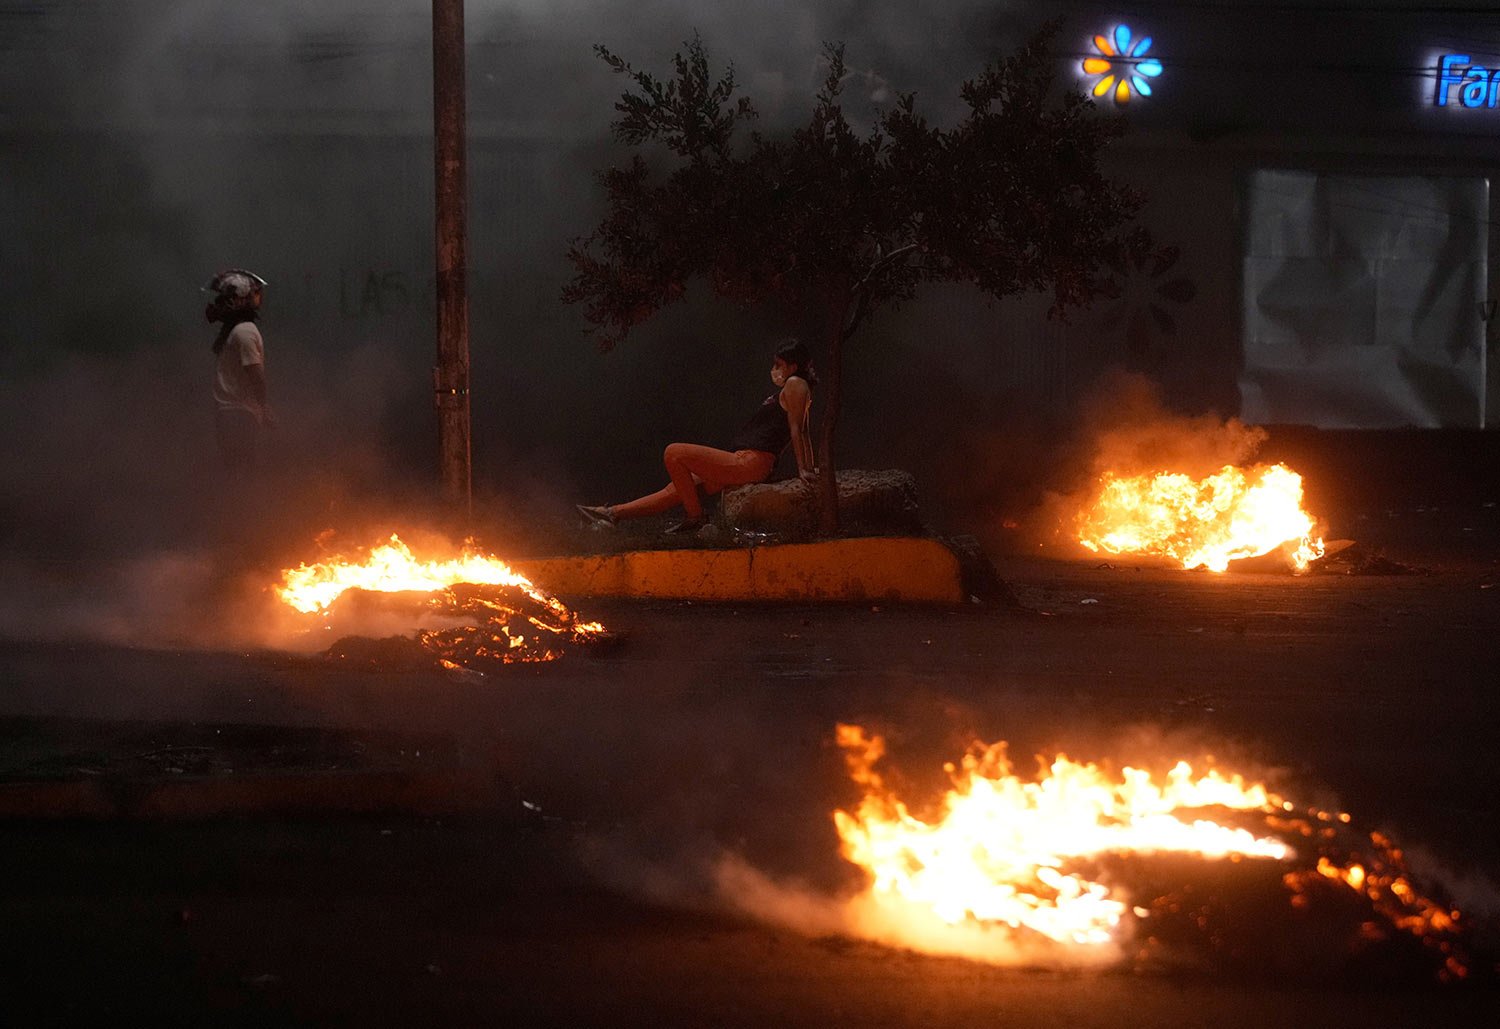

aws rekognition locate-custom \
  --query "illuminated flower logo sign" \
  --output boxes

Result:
[1083,25,1163,105]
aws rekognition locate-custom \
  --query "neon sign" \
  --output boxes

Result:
[1433,54,1500,108]
[1082,24,1163,105]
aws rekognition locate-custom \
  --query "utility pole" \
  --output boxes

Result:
[433,0,472,514]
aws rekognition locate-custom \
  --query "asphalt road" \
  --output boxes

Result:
[1,554,1498,1025]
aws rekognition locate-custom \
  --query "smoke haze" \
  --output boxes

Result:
[2,0,1213,643]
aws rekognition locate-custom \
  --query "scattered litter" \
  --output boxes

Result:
[1095,563,1116,570]
[522,800,541,812]
[1080,598,1099,605]
[379,829,393,836]
[1188,627,1205,633]
[1481,583,1494,590]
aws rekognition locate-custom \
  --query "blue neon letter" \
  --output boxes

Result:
[1436,54,1470,106]
[1462,67,1489,108]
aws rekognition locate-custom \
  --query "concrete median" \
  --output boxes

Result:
[511,536,967,603]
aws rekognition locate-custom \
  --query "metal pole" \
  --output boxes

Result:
[433,0,472,514]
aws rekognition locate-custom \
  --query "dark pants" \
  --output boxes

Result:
[216,407,260,472]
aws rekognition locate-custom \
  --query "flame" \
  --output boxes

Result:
[276,534,605,667]
[830,726,1467,976]
[833,725,1288,950]
[279,534,549,613]
[1076,463,1325,572]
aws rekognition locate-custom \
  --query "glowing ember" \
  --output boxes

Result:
[831,726,1468,976]
[1076,463,1325,572]
[276,534,606,667]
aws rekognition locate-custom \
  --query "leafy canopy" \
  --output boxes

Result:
[564,24,1151,349]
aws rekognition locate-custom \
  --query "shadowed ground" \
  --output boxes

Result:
[1,543,1498,1024]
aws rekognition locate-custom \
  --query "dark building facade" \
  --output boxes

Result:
[1041,3,1500,429]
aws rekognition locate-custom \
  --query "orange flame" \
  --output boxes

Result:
[278,534,558,613]
[829,726,1466,975]
[276,534,605,667]
[833,725,1288,950]
[1076,463,1325,572]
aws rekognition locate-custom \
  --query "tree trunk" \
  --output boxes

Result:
[816,292,854,535]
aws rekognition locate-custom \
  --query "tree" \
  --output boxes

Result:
[564,23,1152,533]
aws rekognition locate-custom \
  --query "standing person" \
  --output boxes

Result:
[577,338,817,534]
[205,269,272,472]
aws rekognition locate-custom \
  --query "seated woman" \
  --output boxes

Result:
[578,339,816,533]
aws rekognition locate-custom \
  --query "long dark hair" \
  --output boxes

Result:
[774,338,816,387]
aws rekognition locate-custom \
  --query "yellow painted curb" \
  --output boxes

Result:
[512,537,964,604]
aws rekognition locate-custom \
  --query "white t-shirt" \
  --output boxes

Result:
[213,321,265,413]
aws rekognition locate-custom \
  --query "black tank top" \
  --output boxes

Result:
[728,394,791,454]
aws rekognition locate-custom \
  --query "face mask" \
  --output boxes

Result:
[771,368,787,387]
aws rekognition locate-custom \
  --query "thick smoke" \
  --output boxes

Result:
[1078,371,1268,480]
[2,0,1070,646]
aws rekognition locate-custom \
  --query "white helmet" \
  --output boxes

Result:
[205,268,267,311]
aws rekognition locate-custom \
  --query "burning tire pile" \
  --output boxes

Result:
[1076,462,1326,573]
[275,534,613,672]
[819,726,1475,982]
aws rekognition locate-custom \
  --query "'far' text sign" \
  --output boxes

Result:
[1435,55,1500,108]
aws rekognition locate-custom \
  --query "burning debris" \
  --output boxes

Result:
[828,725,1471,980]
[1076,463,1326,572]
[1056,375,1332,573]
[276,534,610,671]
